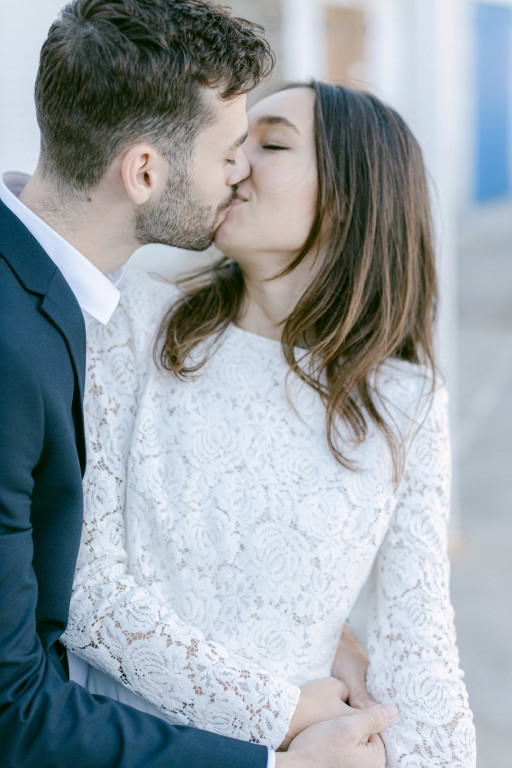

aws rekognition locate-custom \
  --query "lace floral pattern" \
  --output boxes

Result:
[62,271,476,763]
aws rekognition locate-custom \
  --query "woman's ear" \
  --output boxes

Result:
[121,144,167,205]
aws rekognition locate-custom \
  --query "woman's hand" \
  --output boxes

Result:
[331,625,378,709]
[279,677,352,750]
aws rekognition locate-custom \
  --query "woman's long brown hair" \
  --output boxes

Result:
[156,81,437,482]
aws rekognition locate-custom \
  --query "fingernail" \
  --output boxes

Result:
[361,698,376,708]
[381,703,398,722]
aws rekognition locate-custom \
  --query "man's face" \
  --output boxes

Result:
[135,90,249,250]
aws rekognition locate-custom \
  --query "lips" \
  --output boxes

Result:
[217,193,247,230]
[218,206,232,222]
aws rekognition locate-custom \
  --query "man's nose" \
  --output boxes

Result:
[226,146,250,186]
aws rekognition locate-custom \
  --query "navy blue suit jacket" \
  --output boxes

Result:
[0,199,267,768]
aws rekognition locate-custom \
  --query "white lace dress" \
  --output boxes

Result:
[62,271,476,766]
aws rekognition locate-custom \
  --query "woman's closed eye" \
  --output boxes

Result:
[262,144,289,151]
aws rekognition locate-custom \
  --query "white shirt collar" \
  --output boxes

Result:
[0,171,121,327]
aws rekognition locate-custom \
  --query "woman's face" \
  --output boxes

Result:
[214,87,318,269]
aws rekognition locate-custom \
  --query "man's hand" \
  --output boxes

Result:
[279,677,350,750]
[276,703,398,768]
[331,625,377,709]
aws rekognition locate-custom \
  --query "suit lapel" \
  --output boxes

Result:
[0,200,87,472]
[40,275,87,474]
[40,273,86,404]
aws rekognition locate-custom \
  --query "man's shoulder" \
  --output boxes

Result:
[0,252,78,388]
[0,202,58,294]
[0,253,40,336]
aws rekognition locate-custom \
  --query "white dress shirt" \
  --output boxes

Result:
[0,171,121,329]
[0,170,277,767]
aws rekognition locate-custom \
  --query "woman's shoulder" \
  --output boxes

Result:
[87,270,182,358]
[117,269,182,345]
[373,357,447,427]
[118,269,182,324]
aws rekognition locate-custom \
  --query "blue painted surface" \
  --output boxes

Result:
[475,4,512,201]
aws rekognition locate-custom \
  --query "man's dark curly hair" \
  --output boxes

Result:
[35,0,274,191]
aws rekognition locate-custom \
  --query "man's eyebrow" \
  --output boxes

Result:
[256,116,301,134]
[227,131,249,152]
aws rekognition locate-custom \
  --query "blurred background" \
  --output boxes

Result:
[1,1,511,764]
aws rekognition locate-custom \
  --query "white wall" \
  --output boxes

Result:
[0,1,64,172]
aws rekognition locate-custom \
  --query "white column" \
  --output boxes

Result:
[366,0,416,113]
[414,0,463,378]
[281,0,326,81]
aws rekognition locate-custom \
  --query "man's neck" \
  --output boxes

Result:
[19,169,137,274]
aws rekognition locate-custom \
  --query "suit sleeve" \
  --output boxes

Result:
[0,330,267,768]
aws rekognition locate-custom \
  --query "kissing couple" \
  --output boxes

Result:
[0,1,475,767]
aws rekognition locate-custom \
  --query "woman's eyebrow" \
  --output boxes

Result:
[255,116,301,135]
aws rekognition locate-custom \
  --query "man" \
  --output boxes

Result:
[0,1,397,766]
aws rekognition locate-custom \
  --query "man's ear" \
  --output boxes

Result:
[120,144,167,205]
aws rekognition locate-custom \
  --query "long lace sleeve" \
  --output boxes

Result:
[61,288,300,750]
[366,384,476,766]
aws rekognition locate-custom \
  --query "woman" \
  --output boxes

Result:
[63,82,476,765]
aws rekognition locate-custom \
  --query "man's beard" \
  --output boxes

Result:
[135,170,234,251]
